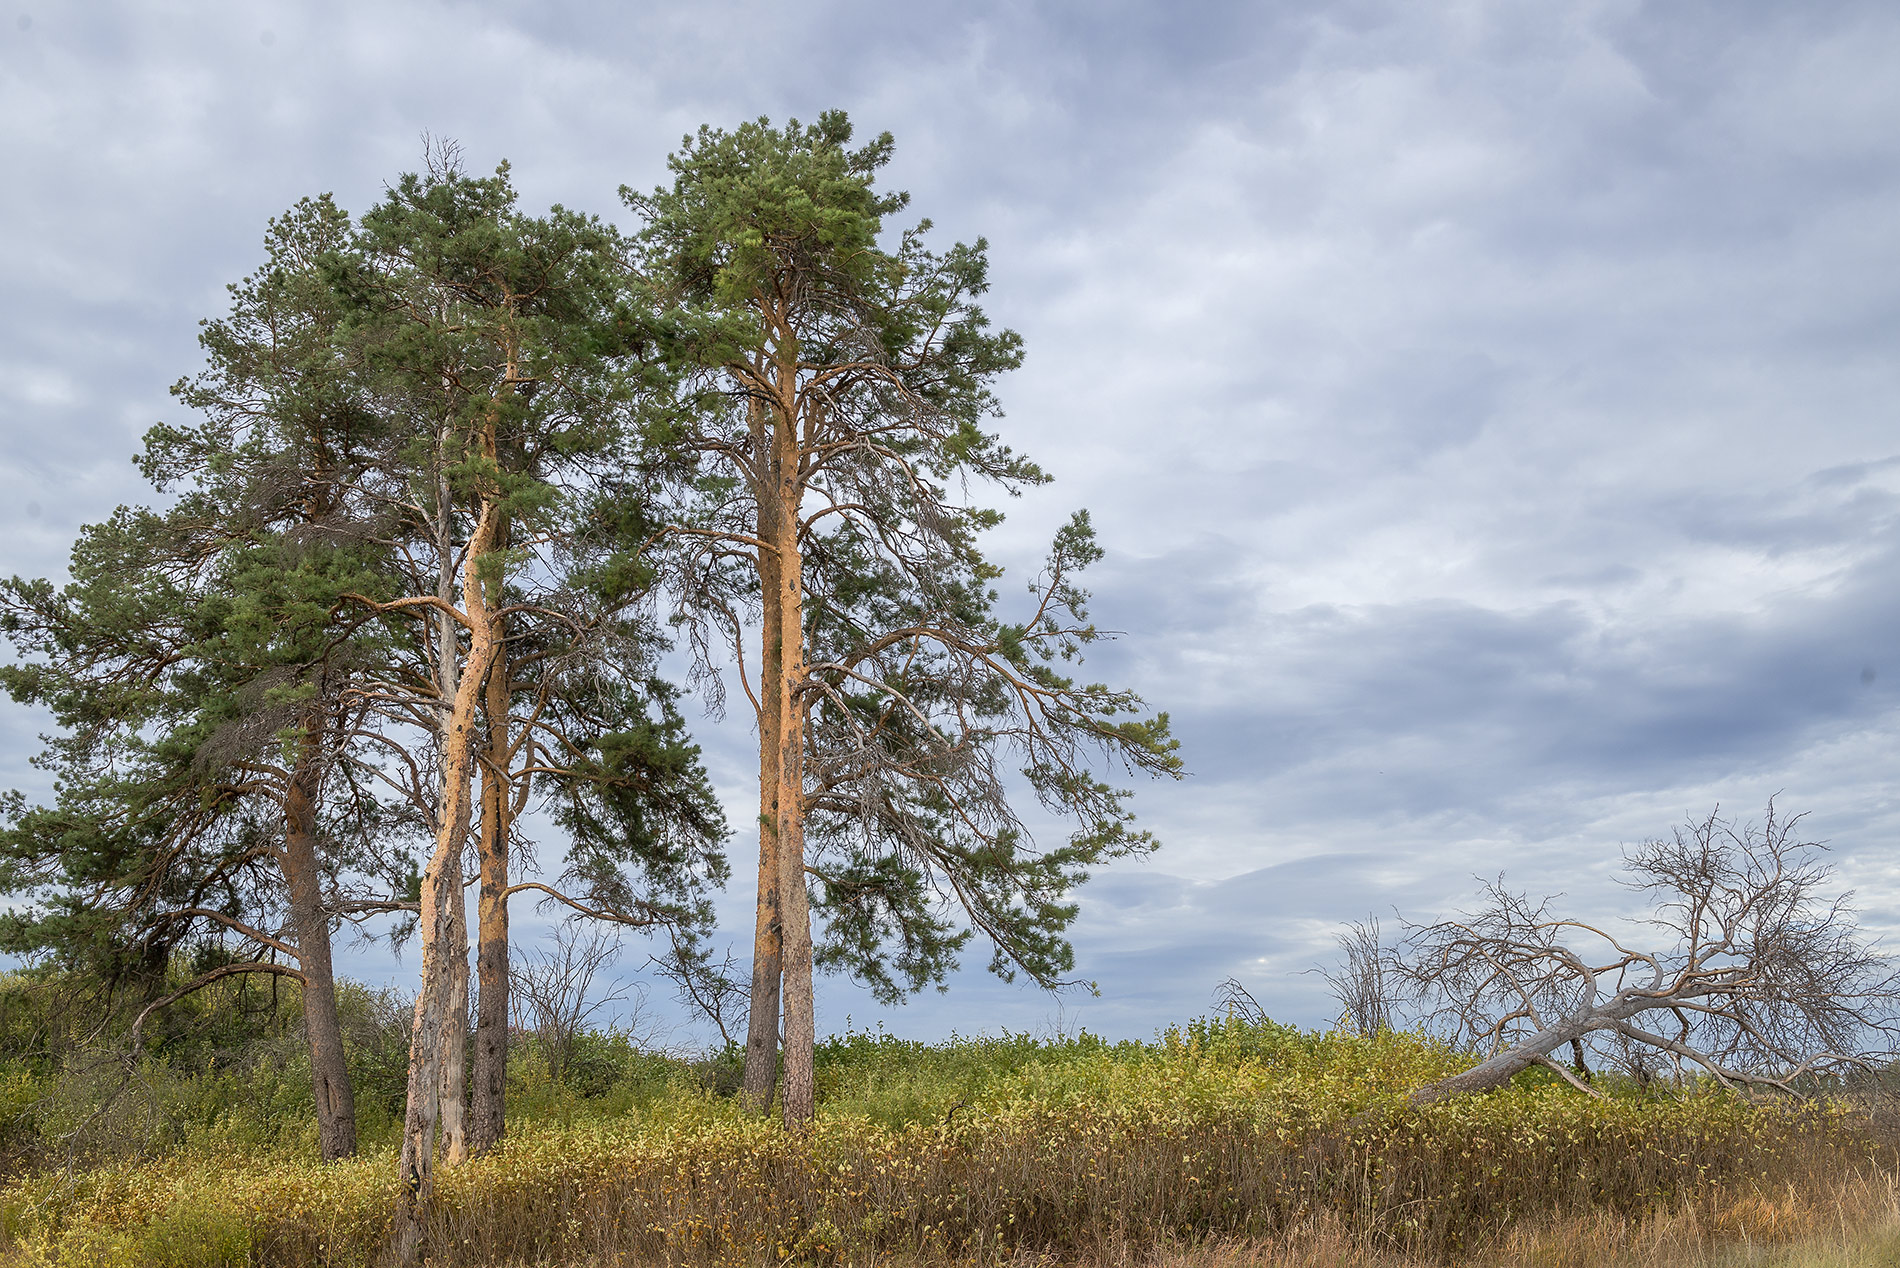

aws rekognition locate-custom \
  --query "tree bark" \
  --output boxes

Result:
[283,750,358,1162]
[740,415,784,1115]
[438,844,469,1166]
[739,755,783,1111]
[470,627,511,1153]
[393,497,500,1265]
[772,413,816,1128]
[1407,999,1649,1105]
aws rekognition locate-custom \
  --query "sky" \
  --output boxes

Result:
[3,0,1899,1048]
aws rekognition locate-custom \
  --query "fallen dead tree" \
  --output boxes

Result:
[1334,802,1900,1104]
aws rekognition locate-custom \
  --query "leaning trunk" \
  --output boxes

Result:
[392,497,500,1263]
[1408,1001,1643,1104]
[470,623,511,1154]
[283,749,358,1162]
[740,436,785,1114]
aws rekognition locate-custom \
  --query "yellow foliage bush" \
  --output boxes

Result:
[0,1022,1883,1266]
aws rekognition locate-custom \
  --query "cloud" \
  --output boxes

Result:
[4,0,1900,1043]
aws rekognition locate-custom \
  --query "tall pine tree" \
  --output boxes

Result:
[335,149,726,1256]
[0,194,412,1160]
[630,112,1181,1125]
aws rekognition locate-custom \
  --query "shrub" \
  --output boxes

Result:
[2,1019,1889,1266]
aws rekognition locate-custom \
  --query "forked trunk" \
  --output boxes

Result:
[392,498,500,1265]
[470,629,511,1153]
[283,751,357,1161]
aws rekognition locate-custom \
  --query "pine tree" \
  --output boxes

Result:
[336,149,726,1256]
[1,164,729,1202]
[630,112,1182,1125]
[0,194,410,1160]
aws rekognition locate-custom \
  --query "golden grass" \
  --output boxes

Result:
[1128,1170,1900,1268]
[474,1171,1900,1268]
[3,1024,1896,1267]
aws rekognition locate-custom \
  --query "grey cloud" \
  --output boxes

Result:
[6,0,1900,1042]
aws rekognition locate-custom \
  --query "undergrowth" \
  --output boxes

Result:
[0,1009,1892,1267]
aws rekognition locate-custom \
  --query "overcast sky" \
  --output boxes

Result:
[4,0,1899,1046]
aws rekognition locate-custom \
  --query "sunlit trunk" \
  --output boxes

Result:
[393,487,499,1264]
[772,398,815,1128]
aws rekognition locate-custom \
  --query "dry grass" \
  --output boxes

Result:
[1127,1170,1900,1268]
[5,1023,1899,1267]
[480,1171,1900,1268]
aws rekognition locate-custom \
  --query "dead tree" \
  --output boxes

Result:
[1370,803,1900,1104]
[509,921,650,1085]
[1319,917,1396,1036]
[653,943,750,1050]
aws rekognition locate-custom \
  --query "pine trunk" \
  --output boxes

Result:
[438,845,469,1166]
[470,631,511,1154]
[392,810,460,1264]
[740,455,784,1115]
[774,451,816,1128]
[392,497,500,1264]
[283,754,357,1162]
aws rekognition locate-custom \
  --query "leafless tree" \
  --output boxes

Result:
[1319,917,1397,1036]
[508,922,649,1085]
[1215,977,1271,1026]
[652,943,750,1050]
[1362,803,1900,1104]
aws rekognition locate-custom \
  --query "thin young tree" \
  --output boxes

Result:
[630,112,1181,1125]
[1318,918,1395,1037]
[508,920,655,1085]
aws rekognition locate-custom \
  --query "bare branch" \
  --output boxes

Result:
[1356,801,1900,1104]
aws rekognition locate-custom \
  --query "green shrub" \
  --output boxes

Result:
[4,1023,1885,1267]
[3,988,1891,1266]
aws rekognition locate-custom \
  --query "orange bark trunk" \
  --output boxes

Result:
[771,383,815,1129]
[393,494,500,1263]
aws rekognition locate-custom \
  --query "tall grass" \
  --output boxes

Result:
[2,1018,1893,1266]
[1136,1170,1900,1268]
